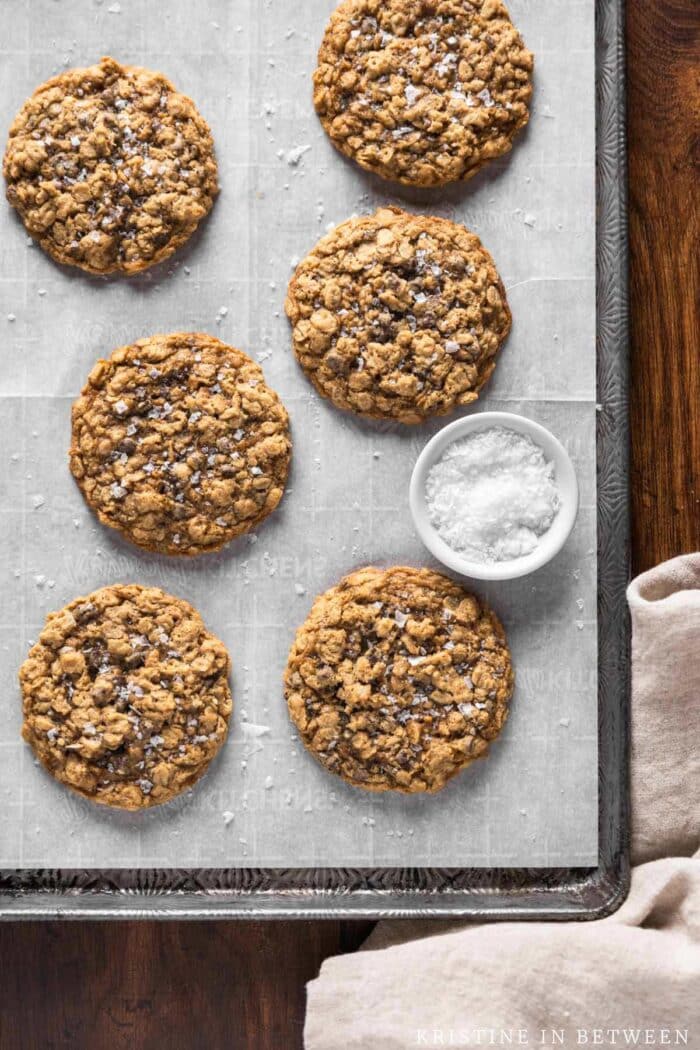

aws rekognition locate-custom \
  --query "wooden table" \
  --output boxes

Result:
[1,3,698,1047]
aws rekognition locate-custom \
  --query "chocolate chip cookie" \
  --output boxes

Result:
[313,0,533,187]
[19,585,232,810]
[70,333,292,556]
[285,207,511,424]
[3,56,218,274]
[285,566,514,793]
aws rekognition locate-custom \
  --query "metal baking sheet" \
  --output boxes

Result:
[0,0,629,917]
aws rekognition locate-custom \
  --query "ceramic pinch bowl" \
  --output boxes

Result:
[409,411,580,582]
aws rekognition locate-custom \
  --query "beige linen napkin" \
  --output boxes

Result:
[305,555,700,1049]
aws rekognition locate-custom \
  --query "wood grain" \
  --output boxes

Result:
[0,920,373,1050]
[1,2,698,1048]
[627,0,700,572]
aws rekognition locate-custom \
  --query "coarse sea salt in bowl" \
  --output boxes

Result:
[409,411,579,582]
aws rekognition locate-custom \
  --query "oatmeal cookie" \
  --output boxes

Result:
[19,585,232,810]
[313,0,533,187]
[3,56,218,274]
[285,566,514,793]
[70,333,292,556]
[285,207,510,423]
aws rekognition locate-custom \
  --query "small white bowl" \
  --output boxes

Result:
[409,411,580,582]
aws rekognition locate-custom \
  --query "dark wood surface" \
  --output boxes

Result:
[628,0,700,572]
[2,3,698,1048]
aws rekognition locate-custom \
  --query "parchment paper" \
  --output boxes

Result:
[0,0,598,869]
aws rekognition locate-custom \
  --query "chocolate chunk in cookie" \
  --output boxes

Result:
[70,333,292,556]
[285,566,514,793]
[3,56,218,274]
[314,0,533,187]
[19,585,232,810]
[285,207,511,424]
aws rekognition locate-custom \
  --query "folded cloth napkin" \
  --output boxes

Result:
[305,555,700,1050]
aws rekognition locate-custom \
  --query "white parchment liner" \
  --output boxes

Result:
[0,0,597,868]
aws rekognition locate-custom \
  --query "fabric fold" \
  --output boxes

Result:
[628,554,700,864]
